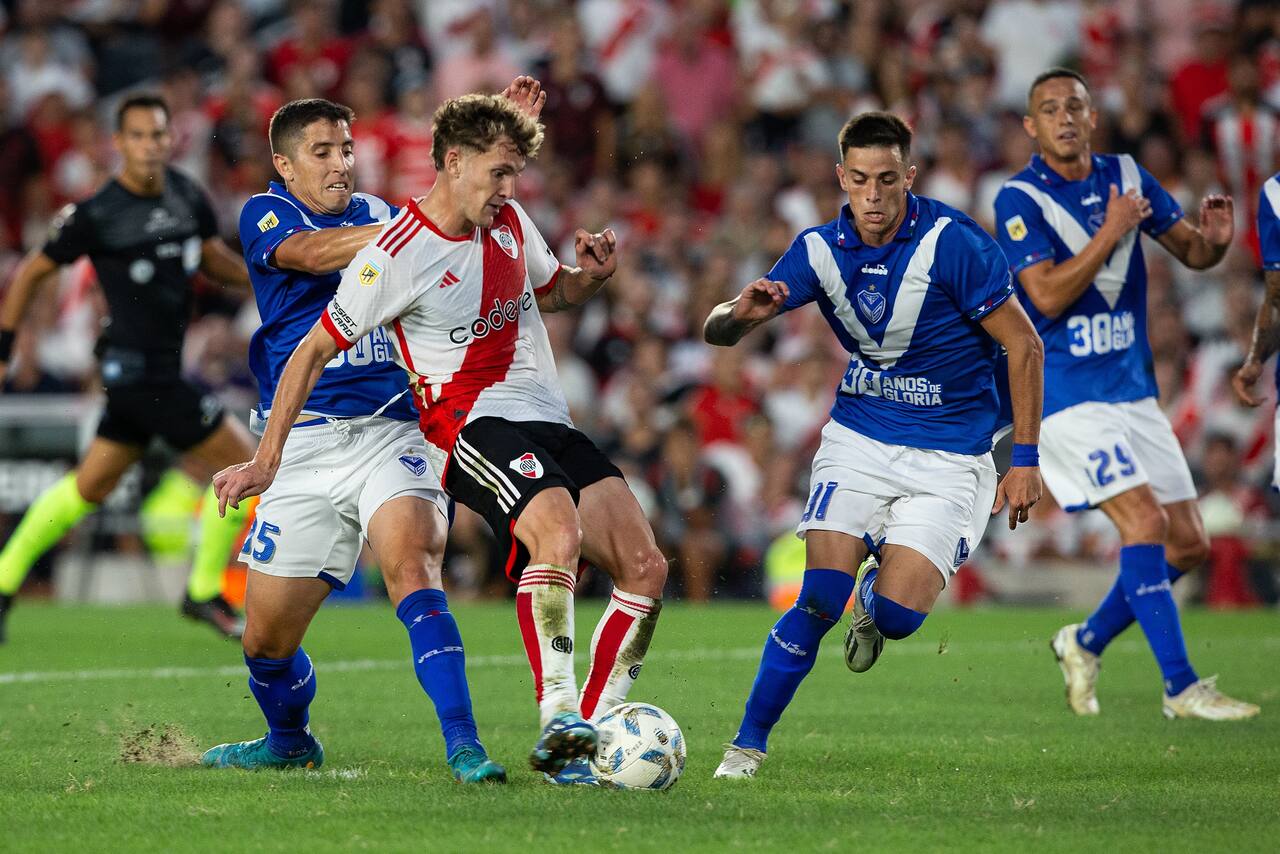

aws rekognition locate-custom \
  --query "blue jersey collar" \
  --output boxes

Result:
[835,193,921,249]
[1029,154,1104,187]
[267,181,358,223]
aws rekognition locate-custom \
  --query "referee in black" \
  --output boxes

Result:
[0,94,257,641]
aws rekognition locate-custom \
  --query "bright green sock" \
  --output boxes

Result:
[0,473,96,595]
[187,484,250,602]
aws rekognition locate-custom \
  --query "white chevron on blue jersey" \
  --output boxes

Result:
[353,192,393,223]
[804,218,951,369]
[1001,154,1141,309]
[1264,174,1280,227]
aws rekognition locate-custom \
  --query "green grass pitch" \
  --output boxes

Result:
[1,600,1276,852]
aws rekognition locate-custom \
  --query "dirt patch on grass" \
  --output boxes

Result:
[119,724,199,767]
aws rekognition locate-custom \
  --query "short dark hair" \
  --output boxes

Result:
[431,93,544,169]
[115,94,170,131]
[268,98,355,157]
[1027,67,1090,111]
[838,111,912,160]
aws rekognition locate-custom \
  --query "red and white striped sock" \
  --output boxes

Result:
[579,589,662,720]
[515,563,579,726]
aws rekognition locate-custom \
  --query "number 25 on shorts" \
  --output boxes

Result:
[239,518,281,563]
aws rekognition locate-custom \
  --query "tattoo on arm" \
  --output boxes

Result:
[541,275,574,312]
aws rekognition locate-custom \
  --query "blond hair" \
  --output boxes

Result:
[431,93,544,169]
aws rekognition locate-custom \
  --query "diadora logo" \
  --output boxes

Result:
[1134,579,1172,597]
[1081,192,1102,206]
[510,452,544,479]
[399,454,428,476]
[769,627,808,656]
[857,287,886,323]
[448,291,534,344]
[491,224,518,259]
[438,269,459,289]
[860,263,889,276]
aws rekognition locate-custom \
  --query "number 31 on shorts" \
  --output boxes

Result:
[239,518,281,563]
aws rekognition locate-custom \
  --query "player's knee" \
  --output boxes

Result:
[620,544,669,596]
[241,632,297,661]
[1169,530,1210,569]
[74,470,119,504]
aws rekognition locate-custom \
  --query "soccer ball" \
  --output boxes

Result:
[591,702,686,790]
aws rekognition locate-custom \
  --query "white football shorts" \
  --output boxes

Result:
[1039,397,1196,512]
[243,417,448,588]
[796,419,998,583]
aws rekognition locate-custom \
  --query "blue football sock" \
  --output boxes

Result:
[1078,559,1190,656]
[396,588,481,758]
[857,569,927,640]
[735,569,855,752]
[1116,544,1198,695]
[245,648,317,757]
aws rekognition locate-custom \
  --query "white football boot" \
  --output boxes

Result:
[1050,623,1100,715]
[713,745,765,779]
[1162,676,1260,721]
[843,556,884,673]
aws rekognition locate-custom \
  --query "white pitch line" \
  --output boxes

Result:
[1,636,1275,687]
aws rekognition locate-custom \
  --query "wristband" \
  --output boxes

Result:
[1010,443,1039,467]
[0,329,13,362]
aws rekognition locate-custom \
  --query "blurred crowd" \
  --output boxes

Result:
[1,0,1279,604]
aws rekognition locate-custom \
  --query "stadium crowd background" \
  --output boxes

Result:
[0,0,1278,606]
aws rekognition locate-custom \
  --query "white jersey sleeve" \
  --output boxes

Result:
[321,218,423,351]
[509,200,562,295]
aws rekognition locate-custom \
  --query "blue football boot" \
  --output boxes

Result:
[529,711,598,774]
[201,734,324,770]
[543,756,599,786]
[448,745,508,784]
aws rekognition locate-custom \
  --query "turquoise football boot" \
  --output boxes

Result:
[448,745,507,784]
[201,734,324,770]
[529,711,598,774]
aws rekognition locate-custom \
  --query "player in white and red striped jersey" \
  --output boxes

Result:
[215,93,668,785]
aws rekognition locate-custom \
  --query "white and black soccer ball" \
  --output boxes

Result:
[591,702,686,790]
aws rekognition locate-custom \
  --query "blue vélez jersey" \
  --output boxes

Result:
[239,182,415,421]
[769,194,1014,455]
[1259,172,1280,389]
[993,154,1183,417]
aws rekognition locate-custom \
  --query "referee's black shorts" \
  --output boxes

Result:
[444,416,622,578]
[97,378,225,452]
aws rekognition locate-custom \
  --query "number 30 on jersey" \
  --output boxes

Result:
[1067,310,1136,357]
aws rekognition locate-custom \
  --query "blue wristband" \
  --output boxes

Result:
[1011,443,1039,467]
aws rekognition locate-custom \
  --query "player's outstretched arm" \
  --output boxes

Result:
[980,295,1044,530]
[273,223,386,276]
[1234,268,1280,406]
[0,250,61,386]
[1016,185,1150,318]
[537,227,617,313]
[1156,195,1234,270]
[213,320,338,515]
[200,236,251,289]
[703,278,790,347]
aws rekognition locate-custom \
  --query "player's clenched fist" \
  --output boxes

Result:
[575,227,617,281]
[991,465,1042,530]
[214,458,278,517]
[732,278,790,324]
[1232,359,1265,407]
